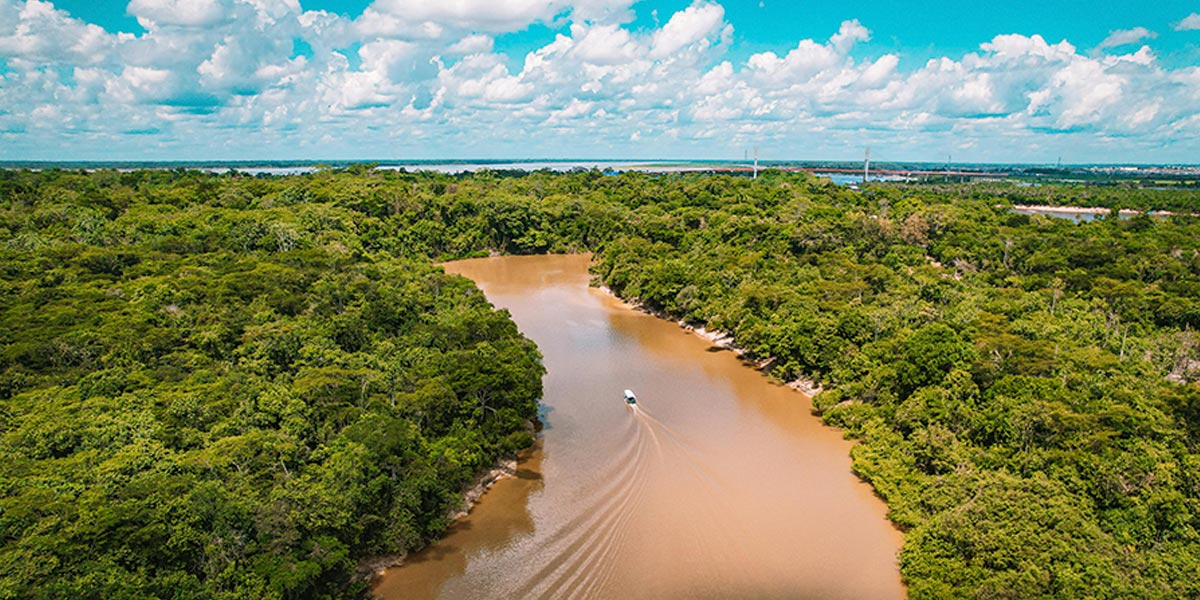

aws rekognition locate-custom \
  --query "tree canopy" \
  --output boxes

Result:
[0,169,544,599]
[2,166,1199,598]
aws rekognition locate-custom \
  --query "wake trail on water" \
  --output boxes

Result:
[548,446,648,600]
[637,405,729,495]
[506,416,649,600]
[635,404,757,584]
[635,405,666,462]
[506,403,761,599]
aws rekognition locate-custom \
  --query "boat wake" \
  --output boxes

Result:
[500,416,647,600]
[496,402,752,599]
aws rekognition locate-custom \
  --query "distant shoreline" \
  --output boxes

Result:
[4,161,1197,186]
[1011,204,1200,218]
[3,159,1198,170]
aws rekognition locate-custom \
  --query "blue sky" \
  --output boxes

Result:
[3,0,1200,162]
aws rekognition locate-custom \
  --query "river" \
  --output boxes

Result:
[373,254,905,599]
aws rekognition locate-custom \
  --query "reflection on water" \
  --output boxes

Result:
[373,254,905,599]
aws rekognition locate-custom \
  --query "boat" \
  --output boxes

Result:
[623,389,637,404]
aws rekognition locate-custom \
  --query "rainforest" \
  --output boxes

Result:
[2,167,1199,599]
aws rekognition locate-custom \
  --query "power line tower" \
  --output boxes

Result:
[864,146,870,184]
[753,146,759,179]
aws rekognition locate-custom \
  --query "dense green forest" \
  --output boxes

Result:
[0,169,544,599]
[589,175,1200,598]
[2,167,1199,598]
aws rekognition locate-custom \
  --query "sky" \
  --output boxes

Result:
[2,0,1200,163]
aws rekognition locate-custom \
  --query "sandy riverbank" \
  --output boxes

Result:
[594,285,824,398]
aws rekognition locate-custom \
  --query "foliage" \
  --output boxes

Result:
[3,166,1200,598]
[0,169,543,599]
[588,173,1200,598]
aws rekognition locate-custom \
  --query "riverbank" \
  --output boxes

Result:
[594,284,824,398]
[355,434,544,583]
[358,453,526,582]
[374,253,906,599]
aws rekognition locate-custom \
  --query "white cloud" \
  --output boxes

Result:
[746,20,868,90]
[649,1,726,59]
[568,0,637,23]
[360,0,556,33]
[829,19,869,54]
[1095,27,1156,51]
[1175,13,1200,31]
[197,34,304,94]
[359,39,422,79]
[1,0,1198,161]
[484,75,536,103]
[571,23,639,64]
[447,34,494,55]
[1103,45,1155,66]
[0,0,116,66]
[356,0,637,37]
[128,0,229,29]
[1048,59,1124,127]
[981,34,1075,60]
[859,54,898,87]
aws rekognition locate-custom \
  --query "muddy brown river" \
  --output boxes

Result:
[373,254,905,599]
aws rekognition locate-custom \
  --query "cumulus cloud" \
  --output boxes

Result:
[447,34,494,55]
[0,0,117,66]
[0,0,1198,161]
[649,1,726,58]
[981,33,1075,59]
[829,19,869,54]
[357,0,636,37]
[1175,13,1200,31]
[1094,26,1156,52]
[571,23,640,64]
[379,0,544,28]
[127,0,229,29]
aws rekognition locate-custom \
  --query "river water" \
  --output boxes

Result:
[373,254,905,599]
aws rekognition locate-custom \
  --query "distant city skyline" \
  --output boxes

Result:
[2,0,1200,162]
